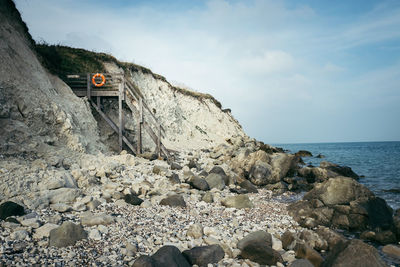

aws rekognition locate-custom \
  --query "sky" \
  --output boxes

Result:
[14,0,400,144]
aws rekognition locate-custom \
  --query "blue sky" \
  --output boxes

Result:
[15,0,400,143]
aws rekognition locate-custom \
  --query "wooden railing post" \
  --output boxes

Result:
[137,97,143,154]
[86,73,91,99]
[118,79,124,152]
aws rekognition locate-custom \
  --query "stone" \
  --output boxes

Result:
[187,159,198,169]
[289,259,314,267]
[281,231,296,250]
[239,180,258,193]
[239,238,282,265]
[182,245,225,267]
[0,201,25,220]
[124,194,144,206]
[248,161,273,186]
[320,161,359,179]
[87,200,102,210]
[295,150,313,157]
[315,226,345,250]
[237,231,272,250]
[187,224,203,239]
[89,229,101,240]
[159,195,186,207]
[81,213,115,226]
[153,165,168,175]
[168,173,181,184]
[205,173,225,190]
[209,166,229,185]
[170,162,183,170]
[188,176,210,191]
[294,243,323,267]
[221,195,253,209]
[48,188,81,204]
[202,192,214,203]
[132,255,157,267]
[51,203,72,213]
[49,222,87,247]
[33,223,58,239]
[324,239,386,267]
[382,244,400,259]
[151,245,191,267]
[20,218,41,228]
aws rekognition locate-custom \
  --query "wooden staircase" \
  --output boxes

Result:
[65,73,171,159]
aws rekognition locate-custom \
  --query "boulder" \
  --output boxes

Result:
[209,166,229,185]
[270,153,299,180]
[221,195,253,209]
[248,161,274,186]
[237,230,272,250]
[188,176,210,191]
[132,255,157,267]
[151,245,191,267]
[0,201,25,220]
[295,150,313,157]
[281,231,296,250]
[323,239,387,267]
[319,161,359,179]
[124,194,144,206]
[182,245,225,267]
[159,195,186,207]
[315,226,345,250]
[239,236,282,265]
[48,188,81,204]
[289,259,314,267]
[294,243,323,267]
[205,173,225,190]
[239,180,258,193]
[382,244,400,260]
[49,222,87,247]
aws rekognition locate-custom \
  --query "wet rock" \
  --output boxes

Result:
[0,201,25,220]
[295,150,313,157]
[324,239,387,267]
[49,221,87,248]
[205,173,225,190]
[124,194,144,206]
[160,194,186,207]
[382,244,400,259]
[221,195,253,209]
[151,245,191,267]
[188,175,210,191]
[182,245,225,267]
[315,154,325,159]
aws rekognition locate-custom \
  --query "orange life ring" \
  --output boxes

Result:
[92,73,106,87]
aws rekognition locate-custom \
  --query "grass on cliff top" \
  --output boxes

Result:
[36,44,222,108]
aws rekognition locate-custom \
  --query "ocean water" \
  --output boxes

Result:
[274,141,400,210]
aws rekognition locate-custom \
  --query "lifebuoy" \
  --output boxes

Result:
[92,73,106,87]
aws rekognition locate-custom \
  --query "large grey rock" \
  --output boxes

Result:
[323,239,387,267]
[209,166,229,185]
[237,231,272,250]
[151,245,191,267]
[0,201,25,220]
[159,195,186,207]
[49,222,87,247]
[319,161,359,179]
[182,245,225,267]
[221,195,253,209]
[132,255,157,267]
[205,173,225,190]
[48,188,81,204]
[248,161,273,186]
[188,176,210,191]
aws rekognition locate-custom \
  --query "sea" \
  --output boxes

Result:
[274,141,400,210]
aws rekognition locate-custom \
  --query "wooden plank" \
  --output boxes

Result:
[72,90,119,97]
[86,73,91,99]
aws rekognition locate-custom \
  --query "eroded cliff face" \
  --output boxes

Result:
[0,1,105,156]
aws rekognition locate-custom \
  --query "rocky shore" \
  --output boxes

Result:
[1,138,400,266]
